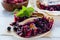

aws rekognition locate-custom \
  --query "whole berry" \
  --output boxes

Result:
[7,27,11,31]
[13,27,18,32]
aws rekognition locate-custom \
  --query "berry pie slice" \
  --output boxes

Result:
[9,7,54,38]
[37,0,60,11]
[10,14,54,38]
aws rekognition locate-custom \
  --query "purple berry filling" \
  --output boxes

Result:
[3,0,27,4]
[10,17,54,38]
[38,2,60,11]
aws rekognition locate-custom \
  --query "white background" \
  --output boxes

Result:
[0,0,60,40]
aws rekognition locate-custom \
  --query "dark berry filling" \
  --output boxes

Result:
[14,16,29,22]
[10,17,54,38]
[3,0,27,4]
[38,2,60,11]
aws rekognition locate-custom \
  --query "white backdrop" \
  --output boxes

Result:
[0,0,60,40]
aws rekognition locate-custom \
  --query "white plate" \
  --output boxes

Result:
[2,30,51,40]
[30,0,60,15]
[0,12,53,39]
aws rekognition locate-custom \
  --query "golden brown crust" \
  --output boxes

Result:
[36,0,40,9]
[32,12,44,17]
[2,2,15,11]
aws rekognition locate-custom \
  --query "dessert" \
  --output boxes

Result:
[2,0,28,11]
[37,0,60,11]
[10,15,54,38]
[9,6,54,38]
